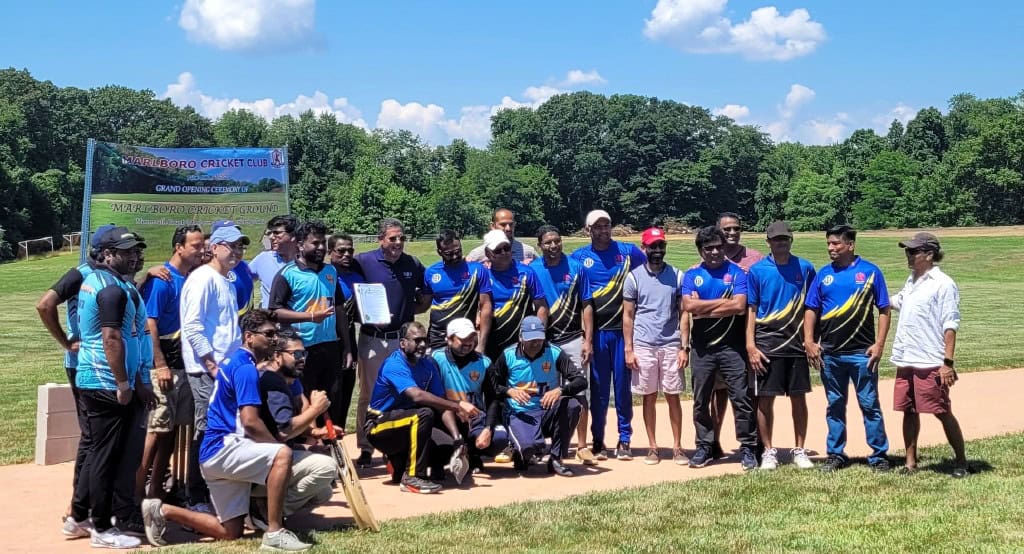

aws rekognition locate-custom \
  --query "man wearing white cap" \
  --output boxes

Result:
[571,209,646,461]
[482,229,548,359]
[466,208,538,265]
[432,318,510,472]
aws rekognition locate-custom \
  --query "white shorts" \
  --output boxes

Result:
[200,435,287,522]
[630,343,684,395]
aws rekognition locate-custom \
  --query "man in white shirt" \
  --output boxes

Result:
[890,232,968,478]
[179,224,248,510]
[465,208,537,265]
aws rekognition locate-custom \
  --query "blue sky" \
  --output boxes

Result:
[4,0,1023,146]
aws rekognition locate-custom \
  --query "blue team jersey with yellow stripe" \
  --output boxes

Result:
[423,261,492,347]
[488,262,544,353]
[277,261,340,347]
[228,260,254,316]
[530,255,591,344]
[571,241,645,331]
[748,255,816,357]
[502,344,563,413]
[681,261,749,350]
[432,349,491,411]
[806,256,890,354]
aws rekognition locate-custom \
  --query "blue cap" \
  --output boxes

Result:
[211,220,239,231]
[90,224,118,249]
[520,316,546,341]
[209,225,250,246]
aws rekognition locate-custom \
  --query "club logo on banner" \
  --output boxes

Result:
[80,140,289,261]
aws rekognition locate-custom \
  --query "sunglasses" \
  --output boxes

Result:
[491,245,512,254]
[439,248,462,257]
[385,235,408,243]
[333,247,355,254]
[403,336,428,344]
[252,328,278,339]
[278,349,307,361]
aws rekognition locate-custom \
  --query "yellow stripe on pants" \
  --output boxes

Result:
[369,414,420,477]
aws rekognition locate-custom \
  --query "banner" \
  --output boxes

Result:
[81,140,289,260]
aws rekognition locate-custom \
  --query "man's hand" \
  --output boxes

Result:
[625,349,639,371]
[147,265,172,282]
[309,308,335,324]
[66,340,81,354]
[309,427,329,439]
[507,388,531,405]
[805,341,823,371]
[342,351,355,370]
[203,357,219,377]
[581,341,593,366]
[540,388,562,409]
[155,367,173,393]
[865,342,884,373]
[116,387,133,406]
[677,348,689,371]
[748,346,770,375]
[309,390,331,415]
[137,385,157,411]
[939,365,957,387]
[476,427,493,450]
[456,400,480,422]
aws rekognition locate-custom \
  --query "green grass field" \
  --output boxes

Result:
[161,432,1024,553]
[1,230,1022,465]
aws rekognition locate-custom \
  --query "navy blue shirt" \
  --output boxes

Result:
[806,256,890,354]
[748,255,816,357]
[422,260,492,348]
[369,350,445,412]
[681,261,749,350]
[353,250,426,333]
[571,241,646,330]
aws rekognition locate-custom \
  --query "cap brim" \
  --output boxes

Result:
[521,331,546,341]
[111,239,146,250]
[450,331,477,339]
[898,240,920,248]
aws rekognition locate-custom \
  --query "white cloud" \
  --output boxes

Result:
[375,100,449,142]
[799,118,847,145]
[872,103,917,133]
[561,69,607,87]
[713,104,750,121]
[178,0,321,52]
[782,83,815,117]
[643,0,826,61]
[162,72,367,128]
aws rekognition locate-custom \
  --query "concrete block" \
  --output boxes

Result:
[35,383,81,466]
[35,436,80,466]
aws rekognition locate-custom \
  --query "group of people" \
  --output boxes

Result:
[35,206,970,551]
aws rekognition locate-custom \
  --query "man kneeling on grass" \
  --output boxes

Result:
[141,310,317,552]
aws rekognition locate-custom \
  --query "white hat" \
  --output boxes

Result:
[585,209,611,227]
[483,229,510,252]
[446,318,477,339]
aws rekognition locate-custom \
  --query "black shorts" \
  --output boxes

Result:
[755,357,811,397]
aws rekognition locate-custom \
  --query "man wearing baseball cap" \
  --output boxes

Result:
[571,209,646,461]
[746,221,817,470]
[483,316,587,476]
[891,232,968,477]
[432,318,509,473]
[623,227,687,465]
[211,220,255,317]
[482,228,548,359]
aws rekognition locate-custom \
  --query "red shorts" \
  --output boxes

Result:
[893,367,951,414]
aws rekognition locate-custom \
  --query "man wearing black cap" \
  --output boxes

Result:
[483,316,587,476]
[891,232,968,477]
[746,221,817,470]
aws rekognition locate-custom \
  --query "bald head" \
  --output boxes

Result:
[492,208,516,241]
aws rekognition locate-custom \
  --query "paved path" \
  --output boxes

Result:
[2,368,1021,552]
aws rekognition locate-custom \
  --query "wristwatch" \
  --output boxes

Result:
[682,345,691,353]
[943,358,955,368]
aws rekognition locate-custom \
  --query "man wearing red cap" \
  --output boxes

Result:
[623,228,687,465]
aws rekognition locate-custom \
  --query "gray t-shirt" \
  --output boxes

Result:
[465,239,537,264]
[623,263,682,347]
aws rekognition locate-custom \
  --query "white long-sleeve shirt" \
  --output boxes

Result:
[890,266,960,369]
[180,264,241,375]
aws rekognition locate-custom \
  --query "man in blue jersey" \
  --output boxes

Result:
[69,227,156,549]
[532,225,596,465]
[365,322,480,493]
[433,318,510,473]
[251,215,299,309]
[36,224,116,535]
[483,229,548,360]
[746,221,816,470]
[422,229,493,351]
[484,317,587,476]
[571,209,646,461]
[142,310,313,551]
[682,226,757,470]
[269,220,351,427]
[804,225,892,473]
[136,225,206,504]
[211,220,256,317]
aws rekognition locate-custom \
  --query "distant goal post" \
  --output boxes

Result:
[17,236,54,259]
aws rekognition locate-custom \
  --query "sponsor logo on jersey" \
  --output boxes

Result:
[583,257,594,268]
[431,273,442,284]
[855,272,866,284]
[823,275,834,286]
[723,273,733,284]
[694,276,704,287]
[469,371,480,382]
[542,361,551,373]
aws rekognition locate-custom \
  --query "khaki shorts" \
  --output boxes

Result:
[147,368,195,433]
[630,343,685,395]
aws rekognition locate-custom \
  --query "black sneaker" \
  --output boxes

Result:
[512,450,528,472]
[356,450,373,468]
[711,441,725,460]
[399,476,442,494]
[547,459,574,477]
[689,446,712,468]
[820,455,847,473]
[615,441,633,461]
[870,458,892,473]
[740,447,758,471]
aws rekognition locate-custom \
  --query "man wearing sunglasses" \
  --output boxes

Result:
[422,229,493,351]
[482,229,548,359]
[328,233,363,432]
[352,218,427,468]
[465,208,538,266]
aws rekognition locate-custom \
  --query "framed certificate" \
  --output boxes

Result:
[353,283,391,326]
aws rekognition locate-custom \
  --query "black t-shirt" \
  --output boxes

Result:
[258,370,302,442]
[50,263,93,326]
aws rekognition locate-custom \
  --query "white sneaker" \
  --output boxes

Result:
[760,447,778,470]
[62,515,93,538]
[260,528,312,552]
[141,498,167,546]
[792,447,814,469]
[90,527,141,549]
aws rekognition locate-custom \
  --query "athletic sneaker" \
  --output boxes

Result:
[644,449,660,465]
[260,528,311,552]
[820,455,847,473]
[62,515,93,538]
[575,447,597,466]
[760,447,779,470]
[141,498,167,547]
[615,441,633,461]
[494,447,513,464]
[689,446,712,468]
[399,476,442,494]
[740,447,758,471]
[356,450,373,468]
[870,458,892,473]
[792,448,814,469]
[672,448,688,466]
[90,527,141,549]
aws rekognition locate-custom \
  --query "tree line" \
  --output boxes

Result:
[1,67,1022,260]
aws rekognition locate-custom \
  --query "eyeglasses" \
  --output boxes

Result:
[385,235,408,243]
[278,349,307,361]
[721,226,742,233]
[252,328,278,339]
